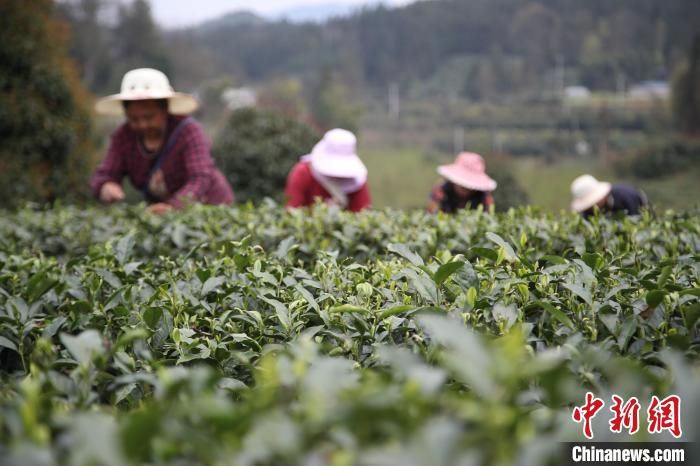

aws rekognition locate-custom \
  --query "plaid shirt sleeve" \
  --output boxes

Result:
[165,121,216,209]
[90,127,128,198]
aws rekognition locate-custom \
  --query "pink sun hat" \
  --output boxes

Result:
[437,152,497,191]
[308,129,368,181]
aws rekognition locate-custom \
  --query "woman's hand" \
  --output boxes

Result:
[147,202,172,216]
[99,182,125,203]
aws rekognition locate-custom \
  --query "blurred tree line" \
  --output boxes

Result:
[57,0,361,131]
[176,0,698,97]
[0,0,94,207]
[672,35,700,136]
[56,0,170,94]
[612,33,700,181]
[55,0,700,130]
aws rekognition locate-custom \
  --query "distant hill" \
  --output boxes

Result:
[195,10,266,33]
[194,2,385,28]
[276,3,360,23]
[188,0,700,94]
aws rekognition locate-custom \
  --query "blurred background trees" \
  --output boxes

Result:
[310,66,363,134]
[672,35,700,136]
[212,108,319,203]
[56,0,699,106]
[0,0,95,207]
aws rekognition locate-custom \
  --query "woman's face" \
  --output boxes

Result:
[124,100,168,140]
[453,184,473,198]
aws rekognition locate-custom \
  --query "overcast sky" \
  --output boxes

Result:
[147,0,414,27]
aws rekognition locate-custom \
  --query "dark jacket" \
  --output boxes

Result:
[429,182,494,213]
[584,184,648,217]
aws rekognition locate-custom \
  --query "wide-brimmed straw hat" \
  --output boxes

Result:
[437,152,497,192]
[95,68,199,116]
[309,129,368,180]
[570,174,612,212]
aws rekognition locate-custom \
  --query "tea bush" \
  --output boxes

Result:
[0,203,698,465]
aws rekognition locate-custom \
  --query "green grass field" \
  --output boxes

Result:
[508,157,615,212]
[361,146,439,210]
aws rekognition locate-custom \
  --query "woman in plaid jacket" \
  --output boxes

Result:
[90,68,233,215]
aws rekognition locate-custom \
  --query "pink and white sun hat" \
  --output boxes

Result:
[437,152,497,192]
[95,68,199,116]
[308,129,368,181]
[570,174,612,212]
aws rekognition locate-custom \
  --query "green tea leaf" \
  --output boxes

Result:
[581,252,603,270]
[540,255,567,265]
[123,262,142,276]
[121,410,160,461]
[645,290,666,308]
[471,247,498,262]
[97,269,123,290]
[617,317,638,351]
[274,236,297,260]
[114,234,135,265]
[142,307,162,329]
[388,243,424,267]
[403,269,439,305]
[680,288,700,297]
[114,329,148,351]
[378,305,415,320]
[452,260,479,291]
[492,303,518,330]
[525,301,575,330]
[261,297,291,330]
[466,287,477,309]
[656,265,673,288]
[7,297,29,323]
[67,413,126,466]
[26,271,56,304]
[683,303,700,330]
[562,283,593,306]
[330,304,370,315]
[417,315,497,398]
[201,276,226,296]
[295,284,319,312]
[60,330,104,365]
[433,261,465,286]
[43,316,68,339]
[486,232,519,263]
[0,335,17,352]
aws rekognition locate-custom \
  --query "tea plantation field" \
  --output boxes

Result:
[1,204,698,465]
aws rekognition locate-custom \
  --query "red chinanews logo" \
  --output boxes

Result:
[572,392,682,439]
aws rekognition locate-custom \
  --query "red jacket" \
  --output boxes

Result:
[284,161,371,212]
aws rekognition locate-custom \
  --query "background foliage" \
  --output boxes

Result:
[0,0,95,208]
[211,108,320,203]
[672,35,700,136]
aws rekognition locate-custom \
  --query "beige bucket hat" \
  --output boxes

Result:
[570,174,612,212]
[95,68,199,116]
